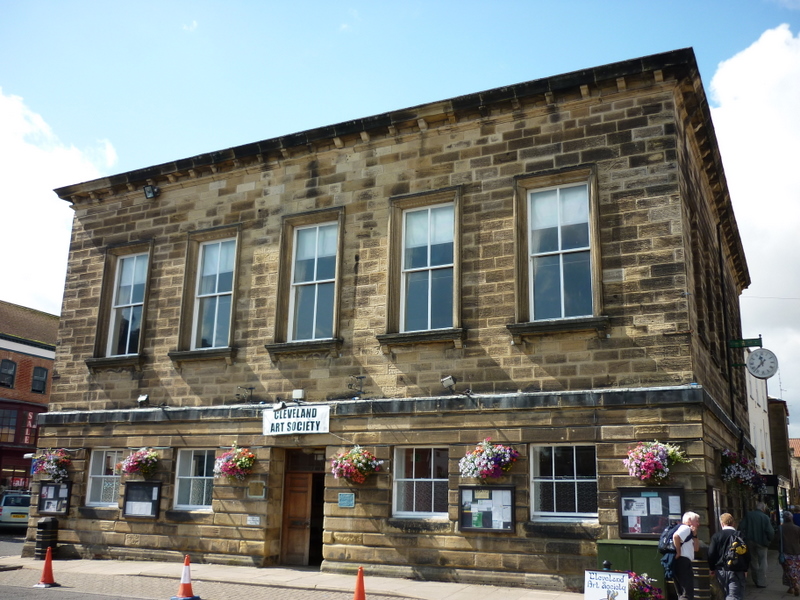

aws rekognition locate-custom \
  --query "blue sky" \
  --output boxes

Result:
[1,1,800,433]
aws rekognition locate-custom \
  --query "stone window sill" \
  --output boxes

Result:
[264,338,343,362]
[507,316,609,344]
[85,354,146,373]
[167,347,237,367]
[376,328,466,354]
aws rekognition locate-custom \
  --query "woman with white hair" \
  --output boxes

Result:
[782,510,800,595]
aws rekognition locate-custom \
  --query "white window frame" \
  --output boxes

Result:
[288,222,338,341]
[530,444,598,521]
[400,203,455,332]
[174,449,215,510]
[392,446,449,518]
[528,182,593,321]
[192,238,236,350]
[86,449,124,507]
[107,252,149,356]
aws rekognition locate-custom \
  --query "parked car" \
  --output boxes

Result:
[0,492,31,526]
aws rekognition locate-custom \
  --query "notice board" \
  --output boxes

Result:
[458,485,515,532]
[617,486,684,539]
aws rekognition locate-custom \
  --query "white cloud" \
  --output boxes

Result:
[183,20,198,32]
[0,89,112,315]
[709,24,800,434]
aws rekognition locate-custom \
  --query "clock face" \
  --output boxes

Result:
[746,348,778,379]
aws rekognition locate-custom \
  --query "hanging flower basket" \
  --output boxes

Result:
[214,444,256,481]
[32,448,71,483]
[628,571,665,600]
[331,446,383,484]
[117,448,160,479]
[459,438,519,481]
[721,449,766,494]
[623,440,690,485]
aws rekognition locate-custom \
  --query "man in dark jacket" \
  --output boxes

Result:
[739,501,773,587]
[708,513,746,600]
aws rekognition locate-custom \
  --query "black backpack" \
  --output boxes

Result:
[722,531,750,571]
[658,521,684,554]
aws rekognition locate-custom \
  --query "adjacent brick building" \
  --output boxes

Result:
[32,48,755,591]
[0,301,58,490]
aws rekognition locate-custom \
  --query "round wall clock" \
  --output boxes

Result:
[745,347,778,379]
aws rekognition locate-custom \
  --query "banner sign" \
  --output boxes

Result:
[263,404,330,436]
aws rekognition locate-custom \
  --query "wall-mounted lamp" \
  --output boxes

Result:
[440,375,472,397]
[143,185,160,199]
[137,394,150,407]
[292,389,305,401]
[440,375,457,393]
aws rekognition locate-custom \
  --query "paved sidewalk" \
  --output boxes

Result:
[0,548,790,600]
[0,554,583,600]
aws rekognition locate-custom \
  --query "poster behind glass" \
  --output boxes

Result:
[617,487,684,539]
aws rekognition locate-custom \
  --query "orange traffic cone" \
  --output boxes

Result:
[170,555,200,600]
[353,565,366,600]
[33,546,60,588]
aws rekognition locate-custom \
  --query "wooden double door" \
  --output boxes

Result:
[280,450,326,566]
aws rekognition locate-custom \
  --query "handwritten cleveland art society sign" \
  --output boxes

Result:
[263,404,331,436]
[584,571,629,600]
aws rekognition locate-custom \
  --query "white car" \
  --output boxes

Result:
[0,492,31,526]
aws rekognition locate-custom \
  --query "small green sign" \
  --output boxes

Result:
[728,338,762,349]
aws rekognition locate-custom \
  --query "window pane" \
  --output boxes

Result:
[217,240,235,293]
[577,481,598,513]
[563,251,592,317]
[413,448,432,479]
[555,481,576,512]
[292,285,315,340]
[294,228,316,283]
[533,255,561,320]
[536,446,553,477]
[116,256,135,304]
[433,448,448,479]
[213,294,231,347]
[396,480,414,512]
[430,206,454,265]
[401,449,415,478]
[530,190,559,253]
[197,297,217,348]
[317,224,338,279]
[536,481,554,512]
[314,282,334,338]
[413,481,433,512]
[433,481,448,513]
[430,268,453,329]
[199,243,220,294]
[404,210,429,269]
[404,271,429,331]
[554,447,575,478]
[125,305,142,353]
[575,446,597,478]
[131,255,148,303]
[560,186,589,250]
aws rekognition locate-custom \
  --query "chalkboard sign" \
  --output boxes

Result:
[618,487,684,539]
[38,482,71,515]
[122,481,162,519]
[458,485,515,532]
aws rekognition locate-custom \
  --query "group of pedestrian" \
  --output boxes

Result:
[667,502,800,600]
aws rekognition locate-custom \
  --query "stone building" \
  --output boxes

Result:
[31,48,754,591]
